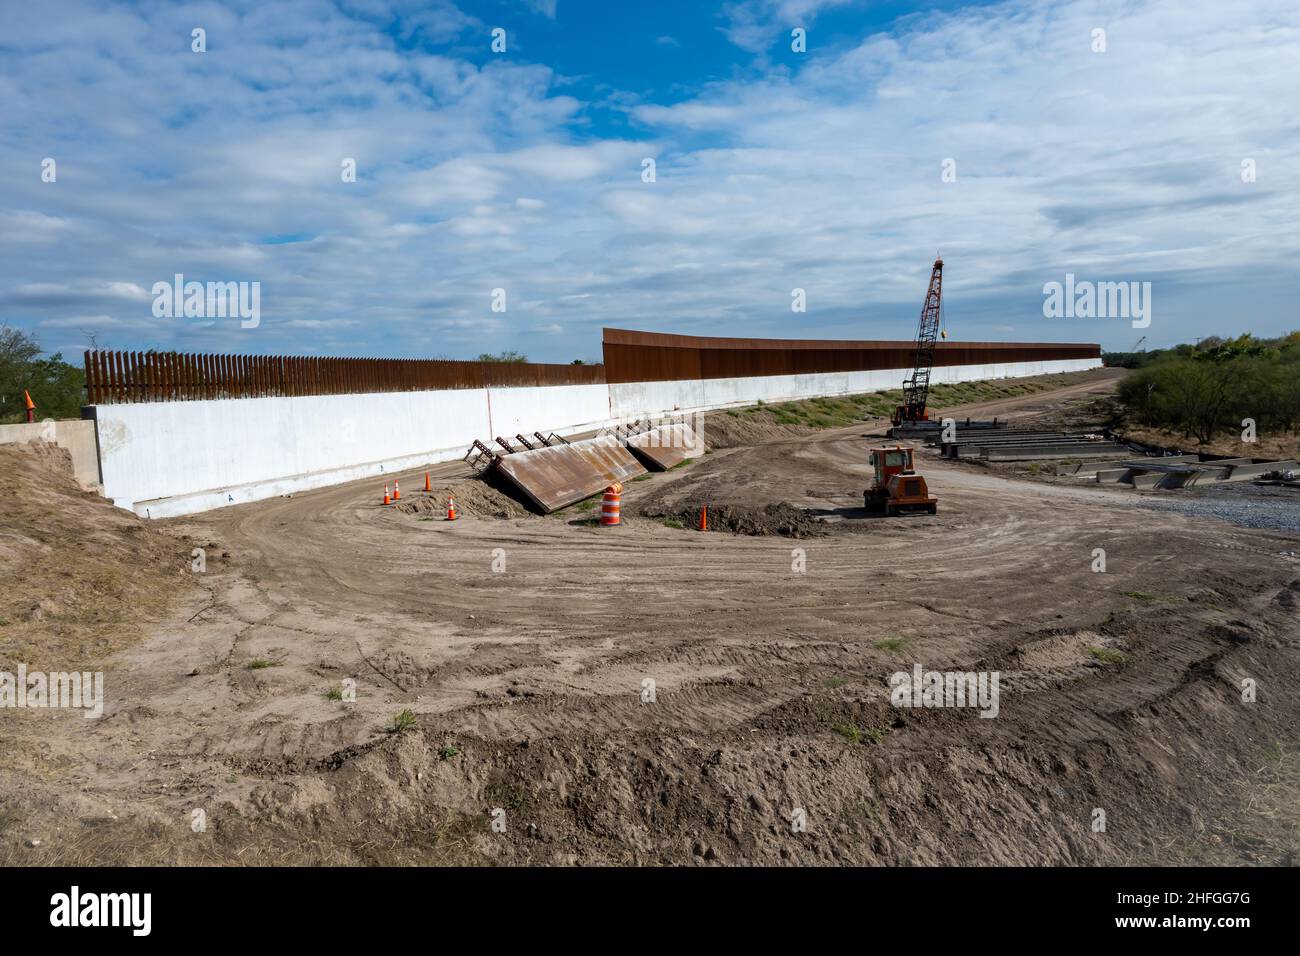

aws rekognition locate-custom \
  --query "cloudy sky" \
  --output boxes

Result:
[2,0,1297,363]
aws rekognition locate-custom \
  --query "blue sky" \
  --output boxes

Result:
[2,0,1297,363]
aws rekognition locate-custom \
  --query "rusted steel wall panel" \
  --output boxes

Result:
[602,328,1101,384]
[626,423,706,471]
[494,435,647,513]
[83,350,607,404]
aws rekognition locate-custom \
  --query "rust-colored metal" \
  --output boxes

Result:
[493,435,648,514]
[464,439,500,473]
[82,350,607,404]
[601,328,1102,384]
[626,422,705,471]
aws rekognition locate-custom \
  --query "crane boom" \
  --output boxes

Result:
[893,257,944,426]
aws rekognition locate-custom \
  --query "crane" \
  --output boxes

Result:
[892,256,944,426]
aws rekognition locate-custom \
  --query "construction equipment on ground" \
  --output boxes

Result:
[891,416,1007,440]
[864,444,938,516]
[935,427,1130,461]
[893,257,944,427]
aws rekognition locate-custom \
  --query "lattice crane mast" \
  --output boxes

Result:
[893,257,944,426]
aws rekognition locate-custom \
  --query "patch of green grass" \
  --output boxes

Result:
[864,727,887,744]
[712,371,1098,436]
[660,518,685,530]
[669,457,694,470]
[246,658,279,670]
[438,745,460,760]
[1122,590,1156,601]
[575,497,598,512]
[822,676,847,690]
[386,708,417,733]
[832,723,861,743]
[322,685,343,701]
[632,473,653,481]
[873,637,909,651]
[1087,645,1127,664]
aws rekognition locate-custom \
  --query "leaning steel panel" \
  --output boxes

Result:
[625,423,706,471]
[494,435,648,514]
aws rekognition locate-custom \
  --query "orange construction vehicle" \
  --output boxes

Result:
[864,445,938,516]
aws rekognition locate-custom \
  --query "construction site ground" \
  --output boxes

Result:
[3,368,1299,865]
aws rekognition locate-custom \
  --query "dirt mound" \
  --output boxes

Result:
[394,478,530,520]
[0,442,192,669]
[643,501,826,537]
[701,410,816,449]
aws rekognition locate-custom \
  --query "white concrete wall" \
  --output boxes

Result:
[94,357,1099,518]
[486,383,611,441]
[96,383,614,518]
[608,358,1100,419]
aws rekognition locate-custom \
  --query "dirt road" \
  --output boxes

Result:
[5,371,1298,865]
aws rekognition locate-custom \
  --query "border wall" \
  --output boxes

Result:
[83,333,1102,518]
[602,329,1100,418]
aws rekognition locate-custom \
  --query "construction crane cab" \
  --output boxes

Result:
[864,445,938,516]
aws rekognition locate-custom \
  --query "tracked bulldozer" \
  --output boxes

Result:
[864,445,938,516]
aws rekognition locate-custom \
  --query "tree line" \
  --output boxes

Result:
[1109,333,1300,444]
[0,326,86,423]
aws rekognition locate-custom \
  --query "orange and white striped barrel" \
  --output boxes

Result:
[601,483,623,526]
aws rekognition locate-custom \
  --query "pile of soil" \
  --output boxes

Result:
[646,502,826,538]
[701,410,817,449]
[0,442,192,669]
[394,478,530,520]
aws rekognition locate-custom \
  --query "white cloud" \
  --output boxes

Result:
[720,0,857,53]
[0,210,71,245]
[521,0,558,18]
[0,0,1296,360]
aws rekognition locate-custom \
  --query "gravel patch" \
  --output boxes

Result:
[1123,482,1300,534]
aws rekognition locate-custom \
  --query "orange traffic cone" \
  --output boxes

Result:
[699,505,708,531]
[424,472,431,493]
[23,390,35,424]
[383,483,391,505]
[446,495,458,521]
[393,479,401,501]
